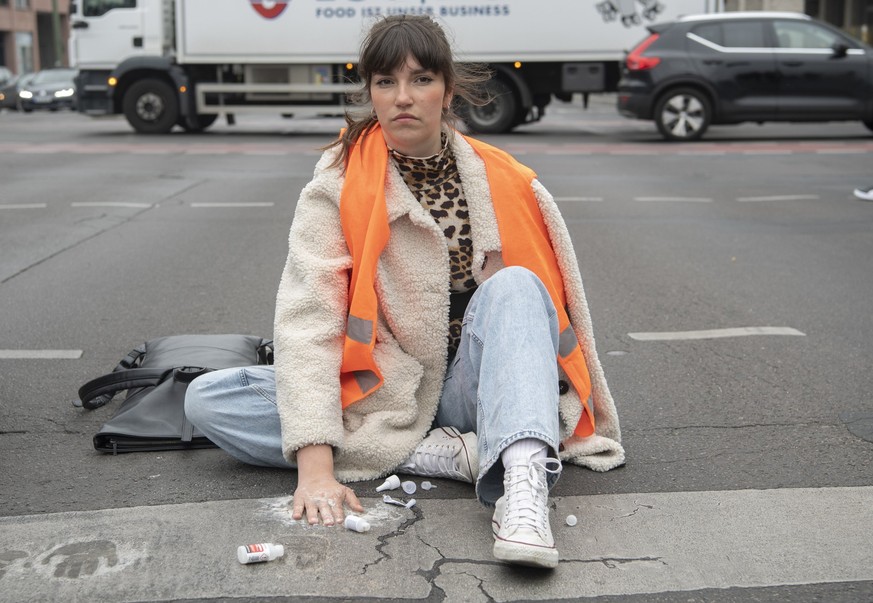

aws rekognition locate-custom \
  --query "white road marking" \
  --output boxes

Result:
[0,203,47,209]
[189,202,275,208]
[628,326,806,341]
[71,202,154,209]
[0,350,83,359]
[242,150,290,156]
[634,196,713,203]
[817,148,869,154]
[555,196,604,202]
[737,194,820,202]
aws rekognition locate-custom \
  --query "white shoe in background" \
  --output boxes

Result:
[400,426,478,483]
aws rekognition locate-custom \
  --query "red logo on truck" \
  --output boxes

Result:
[250,0,289,19]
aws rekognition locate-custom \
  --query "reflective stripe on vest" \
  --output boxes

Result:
[339,125,594,437]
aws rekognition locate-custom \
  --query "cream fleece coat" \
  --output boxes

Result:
[274,131,625,482]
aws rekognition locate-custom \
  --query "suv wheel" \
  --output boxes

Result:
[654,88,711,141]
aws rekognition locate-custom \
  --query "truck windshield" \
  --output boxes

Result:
[83,0,136,17]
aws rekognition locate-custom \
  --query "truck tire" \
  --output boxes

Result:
[654,87,711,142]
[464,78,518,134]
[123,78,179,134]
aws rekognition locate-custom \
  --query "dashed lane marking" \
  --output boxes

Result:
[0,350,83,359]
[816,148,869,154]
[635,196,713,202]
[555,196,604,202]
[0,203,47,209]
[737,194,820,202]
[71,202,155,208]
[628,326,806,341]
[189,202,275,208]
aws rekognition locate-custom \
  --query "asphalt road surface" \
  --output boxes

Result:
[1,98,872,601]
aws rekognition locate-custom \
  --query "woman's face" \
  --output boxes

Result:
[370,55,452,157]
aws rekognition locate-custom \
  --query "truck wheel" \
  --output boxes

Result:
[654,88,711,141]
[123,78,179,134]
[863,120,873,133]
[464,78,518,134]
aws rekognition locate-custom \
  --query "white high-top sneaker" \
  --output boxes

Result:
[492,456,561,568]
[401,426,478,483]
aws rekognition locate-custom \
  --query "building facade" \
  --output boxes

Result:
[0,0,69,75]
[806,0,873,42]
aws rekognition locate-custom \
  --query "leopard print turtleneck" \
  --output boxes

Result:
[390,140,475,359]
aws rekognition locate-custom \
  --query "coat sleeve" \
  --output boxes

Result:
[530,179,625,472]
[274,150,352,462]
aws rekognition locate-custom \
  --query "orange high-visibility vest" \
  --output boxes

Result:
[338,125,594,437]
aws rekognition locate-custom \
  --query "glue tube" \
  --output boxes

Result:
[237,543,285,564]
[344,515,371,533]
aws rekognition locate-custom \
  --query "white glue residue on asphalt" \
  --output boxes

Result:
[259,496,405,529]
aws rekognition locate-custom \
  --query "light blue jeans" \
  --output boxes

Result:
[185,266,561,505]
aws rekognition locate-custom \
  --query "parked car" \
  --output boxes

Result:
[17,68,78,112]
[617,12,873,141]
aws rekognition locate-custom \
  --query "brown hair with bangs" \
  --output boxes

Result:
[325,14,491,169]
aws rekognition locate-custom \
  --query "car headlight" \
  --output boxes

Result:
[55,88,75,98]
[19,90,33,99]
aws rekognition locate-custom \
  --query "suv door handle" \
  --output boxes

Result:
[71,20,89,29]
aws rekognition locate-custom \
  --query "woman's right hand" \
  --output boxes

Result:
[291,443,364,526]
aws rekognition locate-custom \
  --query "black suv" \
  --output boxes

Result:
[617,12,873,140]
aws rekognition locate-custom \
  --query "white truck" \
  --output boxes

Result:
[70,0,713,134]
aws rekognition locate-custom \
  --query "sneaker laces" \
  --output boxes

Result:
[502,458,562,538]
[405,441,468,480]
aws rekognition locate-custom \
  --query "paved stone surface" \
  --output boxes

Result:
[2,487,872,601]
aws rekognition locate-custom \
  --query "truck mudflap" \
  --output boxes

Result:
[75,70,114,116]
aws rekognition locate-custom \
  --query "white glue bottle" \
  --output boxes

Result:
[344,515,371,533]
[237,543,285,564]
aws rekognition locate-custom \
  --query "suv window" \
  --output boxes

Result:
[691,21,767,48]
[773,20,846,49]
[722,21,767,48]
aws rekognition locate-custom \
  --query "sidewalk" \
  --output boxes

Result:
[3,487,873,601]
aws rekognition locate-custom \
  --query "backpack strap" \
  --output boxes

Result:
[258,339,274,365]
[78,367,171,410]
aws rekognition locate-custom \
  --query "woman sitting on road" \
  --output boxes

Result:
[185,14,625,569]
